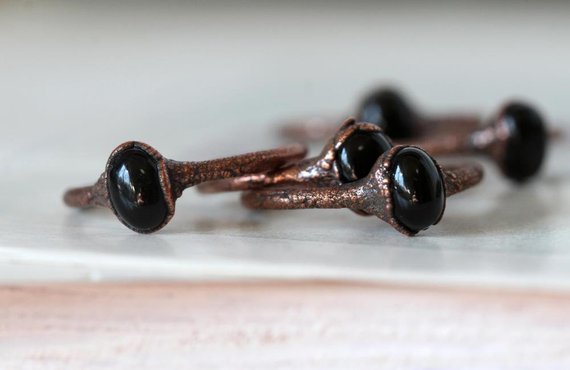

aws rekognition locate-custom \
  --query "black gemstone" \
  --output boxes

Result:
[336,130,393,183]
[501,102,547,182]
[107,147,169,232]
[390,147,445,233]
[357,88,418,139]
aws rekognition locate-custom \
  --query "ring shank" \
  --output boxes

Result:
[168,144,308,195]
[241,162,483,210]
[441,163,484,197]
[63,186,95,208]
[241,185,356,210]
[280,115,481,143]
[196,156,328,194]
[197,173,269,193]
[63,174,110,209]
[279,117,339,142]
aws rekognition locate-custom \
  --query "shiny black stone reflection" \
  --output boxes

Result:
[501,102,547,182]
[390,147,445,233]
[336,130,393,183]
[107,147,169,232]
[357,88,417,139]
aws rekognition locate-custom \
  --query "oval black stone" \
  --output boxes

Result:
[390,147,445,233]
[107,147,169,232]
[501,102,547,182]
[357,88,418,139]
[336,130,393,183]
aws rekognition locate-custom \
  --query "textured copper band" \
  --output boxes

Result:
[280,114,479,143]
[407,102,553,183]
[198,118,387,194]
[64,141,307,233]
[241,146,484,236]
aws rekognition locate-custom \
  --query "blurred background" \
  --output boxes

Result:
[2,1,569,150]
[0,0,569,286]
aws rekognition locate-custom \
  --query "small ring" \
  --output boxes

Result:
[241,145,484,236]
[63,141,307,233]
[411,101,549,183]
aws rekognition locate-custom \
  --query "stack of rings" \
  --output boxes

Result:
[198,118,483,236]
[64,89,557,236]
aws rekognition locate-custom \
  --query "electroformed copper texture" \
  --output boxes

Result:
[198,118,391,194]
[279,87,480,142]
[241,145,484,236]
[63,141,307,233]
[409,101,549,182]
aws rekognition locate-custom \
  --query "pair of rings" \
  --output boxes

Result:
[64,94,553,236]
[282,87,552,183]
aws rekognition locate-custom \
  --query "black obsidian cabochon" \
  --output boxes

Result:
[390,147,445,233]
[336,130,393,183]
[500,102,547,182]
[357,88,417,139]
[107,147,169,232]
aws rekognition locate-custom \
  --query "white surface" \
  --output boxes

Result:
[1,1,569,289]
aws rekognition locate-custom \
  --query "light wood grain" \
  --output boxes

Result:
[1,282,569,369]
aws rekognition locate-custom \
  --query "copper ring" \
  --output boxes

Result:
[279,86,481,142]
[241,145,484,236]
[409,101,549,182]
[63,141,307,233]
[198,118,390,194]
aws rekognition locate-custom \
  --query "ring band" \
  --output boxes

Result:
[64,141,307,233]
[198,118,392,193]
[241,145,483,236]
